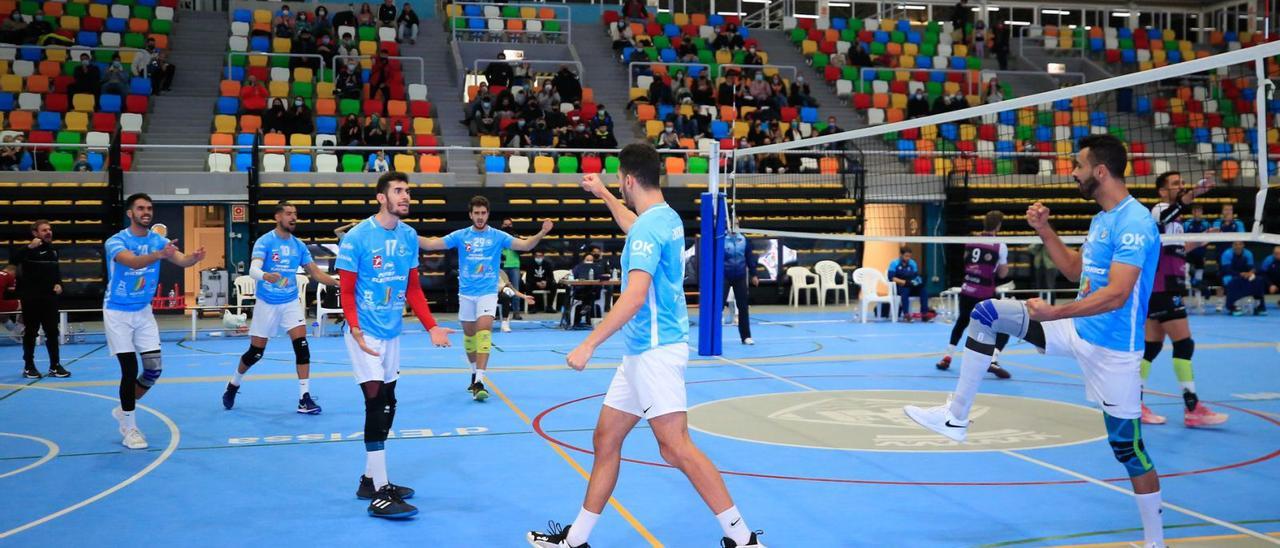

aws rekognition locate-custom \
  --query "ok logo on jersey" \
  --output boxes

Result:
[1121,233,1148,249]
[631,239,655,257]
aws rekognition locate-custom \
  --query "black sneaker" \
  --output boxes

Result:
[47,364,70,378]
[721,531,765,547]
[988,362,1012,379]
[356,475,415,500]
[527,522,588,547]
[22,364,41,379]
[222,383,239,410]
[297,392,322,414]
[470,381,489,402]
[367,484,418,519]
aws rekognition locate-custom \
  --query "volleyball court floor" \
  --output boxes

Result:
[1,307,1278,547]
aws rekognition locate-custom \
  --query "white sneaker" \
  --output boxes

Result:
[501,319,511,333]
[743,337,755,345]
[110,406,127,436]
[121,428,148,450]
[903,402,969,442]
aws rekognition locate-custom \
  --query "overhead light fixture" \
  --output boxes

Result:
[1190,27,1215,31]
[898,4,927,10]
[1042,9,1070,16]
[1003,20,1031,26]
[716,11,747,15]
[828,2,852,7]
[794,14,818,19]
[1112,11,1132,18]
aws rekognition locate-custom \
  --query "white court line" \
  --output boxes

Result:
[0,384,181,540]
[0,433,59,480]
[711,355,1279,544]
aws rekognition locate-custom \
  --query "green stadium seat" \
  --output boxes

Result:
[339,99,360,116]
[50,152,74,171]
[605,156,620,173]
[341,154,363,172]
[688,156,708,174]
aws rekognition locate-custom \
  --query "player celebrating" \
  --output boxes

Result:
[905,136,1167,547]
[1141,171,1228,427]
[222,202,339,414]
[337,172,453,519]
[105,193,206,449]
[528,144,763,548]
[420,196,551,401]
[936,210,1012,379]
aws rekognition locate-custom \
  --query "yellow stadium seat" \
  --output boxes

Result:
[959,124,976,141]
[290,134,312,149]
[316,81,334,98]
[358,42,377,56]
[214,115,236,134]
[272,38,291,52]
[253,9,272,23]
[88,4,109,18]
[294,67,314,82]
[268,81,289,97]
[645,120,664,138]
[394,154,415,172]
[533,155,554,173]
[479,135,500,148]
[65,112,89,132]
[412,118,434,135]
[249,55,268,67]
[72,93,95,112]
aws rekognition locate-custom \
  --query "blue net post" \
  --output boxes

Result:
[697,139,727,354]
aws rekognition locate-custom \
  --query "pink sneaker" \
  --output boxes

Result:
[1184,403,1229,428]
[1140,404,1167,425]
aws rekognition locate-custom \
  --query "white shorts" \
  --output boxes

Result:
[104,306,161,355]
[603,343,689,419]
[248,300,306,339]
[345,331,402,384]
[1041,318,1143,419]
[458,293,499,322]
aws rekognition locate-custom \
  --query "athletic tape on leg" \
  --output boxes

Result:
[1105,413,1155,477]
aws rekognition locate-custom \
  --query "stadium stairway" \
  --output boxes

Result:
[134,9,228,171]
[570,22,645,146]
[749,30,860,131]
[401,25,482,183]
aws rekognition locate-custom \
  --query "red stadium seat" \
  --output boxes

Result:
[44,94,69,113]
[125,95,148,113]
[92,112,117,132]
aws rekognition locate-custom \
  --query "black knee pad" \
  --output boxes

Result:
[382,381,398,429]
[241,344,266,368]
[1172,337,1194,360]
[1143,340,1164,363]
[364,389,389,444]
[291,337,310,365]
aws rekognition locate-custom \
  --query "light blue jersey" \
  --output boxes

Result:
[620,203,689,355]
[251,230,313,305]
[1075,196,1160,352]
[441,226,514,297]
[335,216,420,340]
[104,228,170,312]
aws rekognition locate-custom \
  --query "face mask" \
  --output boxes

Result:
[534,257,543,263]
[482,100,491,107]
[347,64,357,71]
[294,99,303,106]
[576,124,585,131]
[517,120,526,127]
[665,126,674,132]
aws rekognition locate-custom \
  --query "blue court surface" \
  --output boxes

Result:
[1,310,1278,547]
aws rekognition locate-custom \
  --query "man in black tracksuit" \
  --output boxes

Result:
[10,220,68,378]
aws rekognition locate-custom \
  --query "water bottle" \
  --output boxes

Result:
[168,288,176,308]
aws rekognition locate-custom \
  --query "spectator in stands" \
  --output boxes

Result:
[973,19,987,57]
[101,57,129,96]
[952,0,970,42]
[735,138,756,173]
[274,5,297,38]
[849,43,873,68]
[131,38,156,78]
[1017,141,1039,174]
[368,50,395,104]
[748,73,771,106]
[907,88,931,119]
[239,74,269,114]
[530,120,553,147]
[789,75,817,108]
[476,111,500,137]
[524,250,554,312]
[758,138,787,173]
[460,83,490,127]
[484,54,514,88]
[1263,246,1280,296]
[949,90,969,112]
[993,23,1011,70]
[294,11,312,37]
[364,115,388,147]
[560,121,592,152]
[610,20,634,56]
[317,34,336,65]
[713,23,745,51]
[358,3,376,26]
[396,3,419,44]
[889,246,931,322]
[503,118,531,148]
[73,152,91,172]
[0,135,18,171]
[621,0,648,21]
[692,77,716,107]
[1221,241,1267,315]
[983,78,1004,104]
[590,105,613,133]
[552,66,582,104]
[494,92,519,120]
[288,96,314,137]
[656,121,681,149]
[367,149,390,172]
[673,110,700,139]
[469,97,496,135]
[536,83,560,112]
[292,28,319,70]
[340,114,364,150]
[262,99,289,135]
[820,116,843,136]
[518,95,542,122]
[0,10,27,45]
[378,0,396,27]
[677,37,700,63]
[648,77,675,106]
[332,4,357,29]
[717,73,741,107]
[336,61,363,100]
[743,45,763,71]
[148,50,176,95]
[590,124,617,149]
[338,32,360,60]
[767,74,789,107]
[70,53,101,97]
[387,120,409,152]
[1214,204,1246,233]
[312,6,332,38]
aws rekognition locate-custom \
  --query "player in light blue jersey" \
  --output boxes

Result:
[905,135,1168,547]
[420,195,552,401]
[337,172,453,519]
[221,202,338,415]
[105,193,205,450]
[528,144,762,548]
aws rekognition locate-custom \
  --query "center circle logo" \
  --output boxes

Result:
[688,389,1106,452]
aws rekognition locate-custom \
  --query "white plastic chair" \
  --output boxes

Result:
[379,26,397,42]
[207,153,232,172]
[315,276,343,336]
[316,153,338,172]
[813,260,848,306]
[551,269,570,311]
[121,113,143,133]
[787,266,821,307]
[262,153,287,172]
[407,83,428,101]
[508,155,530,173]
[852,267,897,323]
[295,274,310,312]
[233,275,256,314]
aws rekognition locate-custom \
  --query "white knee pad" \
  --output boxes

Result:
[967,299,1029,345]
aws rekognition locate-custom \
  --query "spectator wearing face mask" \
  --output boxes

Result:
[262,98,290,134]
[147,50,176,95]
[470,96,497,136]
[386,121,410,153]
[337,32,360,59]
[529,119,553,147]
[70,53,101,96]
[131,38,156,77]
[523,250,555,312]
[590,124,617,149]
[311,6,332,38]
[274,4,296,38]
[397,3,419,44]
[673,111,699,139]
[288,96,313,137]
[367,50,394,104]
[735,138,756,173]
[363,115,387,148]
[291,28,318,70]
[336,61,362,100]
[339,114,364,152]
[748,72,771,105]
[504,118,532,148]
[101,56,130,96]
[742,45,762,68]
[907,88,930,118]
[590,105,613,133]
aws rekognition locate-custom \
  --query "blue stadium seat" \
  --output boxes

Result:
[663,24,680,37]
[708,14,725,27]
[1089,38,1103,51]
[873,30,889,43]
[77,32,99,47]
[484,155,506,173]
[316,116,337,134]
[710,120,728,140]
[106,17,127,33]
[0,93,12,112]
[130,77,152,95]
[831,18,846,31]
[289,154,312,172]
[217,97,240,115]
[463,4,482,16]
[997,110,1015,125]
[1135,97,1151,114]
[940,123,958,141]
[233,8,251,22]
[236,133,255,147]
[1121,50,1136,64]
[800,106,818,124]
[235,152,254,171]
[1035,126,1052,142]
[19,46,41,62]
[37,111,62,131]
[1194,128,1210,143]
[250,36,269,52]
[915,55,932,69]
[1071,125,1089,140]
[896,139,916,160]
[1089,112,1107,127]
[99,94,122,113]
[88,152,105,171]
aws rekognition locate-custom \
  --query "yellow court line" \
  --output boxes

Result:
[485,378,663,548]
[1060,530,1280,546]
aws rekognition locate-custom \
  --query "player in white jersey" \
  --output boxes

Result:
[528,144,763,548]
[419,195,552,401]
[904,135,1168,547]
[221,202,338,414]
[104,193,206,449]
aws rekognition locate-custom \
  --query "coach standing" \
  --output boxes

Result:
[11,220,69,379]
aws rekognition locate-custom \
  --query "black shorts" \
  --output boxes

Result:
[1147,291,1188,322]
